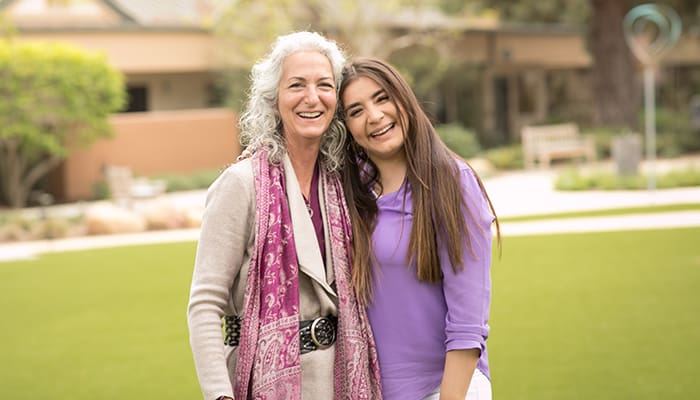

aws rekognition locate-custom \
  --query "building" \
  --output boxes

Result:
[381,8,700,146]
[1,0,240,202]
[3,1,699,202]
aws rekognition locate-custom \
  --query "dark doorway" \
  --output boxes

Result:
[124,86,148,112]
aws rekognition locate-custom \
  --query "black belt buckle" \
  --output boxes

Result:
[299,315,337,354]
[310,316,336,347]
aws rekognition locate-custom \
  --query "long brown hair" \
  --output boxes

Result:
[339,57,500,305]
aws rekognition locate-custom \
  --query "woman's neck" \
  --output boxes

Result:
[287,141,320,198]
[373,155,407,195]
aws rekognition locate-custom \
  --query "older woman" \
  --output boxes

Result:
[187,32,381,400]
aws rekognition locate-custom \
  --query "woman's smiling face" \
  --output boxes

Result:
[342,76,406,162]
[277,51,337,146]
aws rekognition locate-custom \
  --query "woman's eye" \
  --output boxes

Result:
[347,109,362,118]
[289,82,302,88]
[377,95,389,103]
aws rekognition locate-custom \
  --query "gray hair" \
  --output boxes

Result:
[239,31,347,172]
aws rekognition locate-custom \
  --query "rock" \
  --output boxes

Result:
[141,200,186,231]
[183,206,204,228]
[85,204,146,235]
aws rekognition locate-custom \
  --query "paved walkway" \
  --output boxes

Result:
[484,168,700,217]
[2,162,700,262]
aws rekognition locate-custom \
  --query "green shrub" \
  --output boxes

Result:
[555,168,700,191]
[435,124,481,159]
[581,108,700,158]
[555,168,593,190]
[0,215,76,242]
[152,169,222,193]
[91,180,110,200]
[483,145,524,170]
[581,126,622,158]
[657,168,700,188]
[656,133,683,158]
[37,218,71,239]
[190,169,222,189]
[161,174,193,193]
[646,108,700,156]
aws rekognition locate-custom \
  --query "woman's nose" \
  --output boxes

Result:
[367,106,384,123]
[304,86,320,104]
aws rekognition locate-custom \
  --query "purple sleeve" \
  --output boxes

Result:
[441,164,494,353]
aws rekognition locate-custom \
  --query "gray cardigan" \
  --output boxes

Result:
[187,155,338,400]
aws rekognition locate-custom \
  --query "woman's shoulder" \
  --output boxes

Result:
[214,159,254,185]
[453,158,481,189]
[206,158,255,203]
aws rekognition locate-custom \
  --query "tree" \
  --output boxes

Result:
[589,0,699,127]
[0,13,16,39]
[213,0,451,107]
[214,0,405,61]
[588,0,640,128]
[0,41,125,208]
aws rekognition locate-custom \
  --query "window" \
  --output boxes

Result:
[124,86,148,112]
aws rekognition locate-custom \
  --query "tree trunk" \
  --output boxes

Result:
[0,141,62,208]
[588,0,641,129]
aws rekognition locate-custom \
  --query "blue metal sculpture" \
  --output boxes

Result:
[623,4,681,190]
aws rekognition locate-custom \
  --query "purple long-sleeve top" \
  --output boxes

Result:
[366,160,494,400]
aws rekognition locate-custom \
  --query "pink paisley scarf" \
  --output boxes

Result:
[233,149,382,399]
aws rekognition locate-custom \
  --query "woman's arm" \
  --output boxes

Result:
[188,163,254,400]
[440,164,495,399]
[440,348,480,400]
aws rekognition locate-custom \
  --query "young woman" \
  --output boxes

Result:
[339,57,499,400]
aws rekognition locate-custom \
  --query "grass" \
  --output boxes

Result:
[0,242,201,399]
[1,229,699,399]
[499,202,700,222]
[489,228,700,399]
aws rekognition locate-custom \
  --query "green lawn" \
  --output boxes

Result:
[0,242,201,399]
[489,228,700,399]
[1,228,699,399]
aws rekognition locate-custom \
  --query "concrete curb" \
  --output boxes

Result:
[0,228,200,262]
[498,210,700,237]
[3,211,700,262]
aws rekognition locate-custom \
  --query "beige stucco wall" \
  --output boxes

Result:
[493,33,592,68]
[14,30,227,111]
[126,72,215,111]
[60,108,240,201]
[6,0,122,27]
[14,30,226,73]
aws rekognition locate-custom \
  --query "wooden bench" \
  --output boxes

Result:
[521,123,596,169]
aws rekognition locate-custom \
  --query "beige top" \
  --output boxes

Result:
[187,155,338,400]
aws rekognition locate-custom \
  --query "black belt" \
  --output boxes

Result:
[224,315,337,354]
